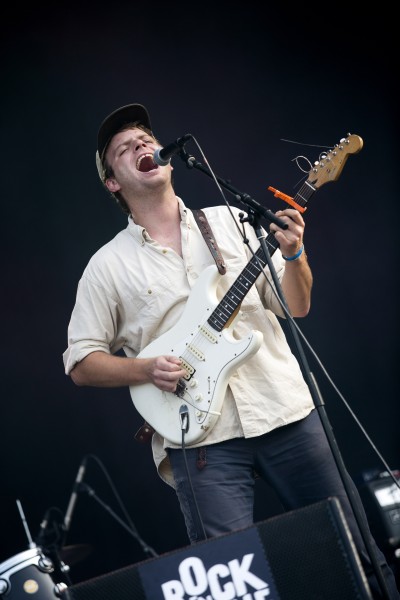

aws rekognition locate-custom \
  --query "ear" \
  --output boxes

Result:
[105,177,121,194]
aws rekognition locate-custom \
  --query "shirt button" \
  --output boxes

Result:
[147,289,152,295]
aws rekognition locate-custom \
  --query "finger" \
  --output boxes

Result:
[166,355,184,367]
[276,209,304,226]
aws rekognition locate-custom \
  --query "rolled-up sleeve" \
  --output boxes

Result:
[63,274,122,374]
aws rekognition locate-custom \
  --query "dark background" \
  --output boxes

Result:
[1,0,399,590]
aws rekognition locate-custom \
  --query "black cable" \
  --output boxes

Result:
[179,405,208,542]
[80,454,159,558]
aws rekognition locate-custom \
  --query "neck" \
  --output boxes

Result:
[129,187,179,230]
[129,189,183,257]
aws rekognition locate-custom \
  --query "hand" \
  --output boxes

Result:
[148,355,187,392]
[270,208,305,258]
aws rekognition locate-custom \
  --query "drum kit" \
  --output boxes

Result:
[0,462,157,599]
[0,501,92,599]
[0,544,95,599]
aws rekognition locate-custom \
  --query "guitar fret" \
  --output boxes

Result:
[288,182,314,209]
[232,284,244,298]
[235,275,252,293]
[211,312,227,329]
[221,297,237,311]
[294,191,308,204]
[217,304,232,319]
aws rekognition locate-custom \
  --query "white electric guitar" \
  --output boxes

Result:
[130,134,363,445]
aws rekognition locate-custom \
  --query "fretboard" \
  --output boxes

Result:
[207,180,314,332]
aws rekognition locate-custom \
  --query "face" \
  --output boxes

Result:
[104,127,172,198]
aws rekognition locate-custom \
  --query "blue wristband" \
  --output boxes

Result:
[282,244,304,261]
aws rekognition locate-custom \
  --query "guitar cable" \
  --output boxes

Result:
[179,404,208,542]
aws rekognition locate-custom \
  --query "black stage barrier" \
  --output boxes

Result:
[60,497,372,600]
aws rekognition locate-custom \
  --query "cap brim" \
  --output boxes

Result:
[97,103,152,159]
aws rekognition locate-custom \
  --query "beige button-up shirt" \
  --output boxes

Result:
[63,198,314,486]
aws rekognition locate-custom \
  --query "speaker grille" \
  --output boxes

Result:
[62,498,371,600]
[256,497,371,599]
[62,563,146,600]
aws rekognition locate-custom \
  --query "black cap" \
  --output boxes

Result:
[97,103,152,160]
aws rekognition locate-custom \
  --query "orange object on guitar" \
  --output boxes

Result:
[267,186,307,213]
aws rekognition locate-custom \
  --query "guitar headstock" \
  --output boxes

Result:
[308,133,363,190]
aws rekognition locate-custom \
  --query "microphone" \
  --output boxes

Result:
[63,458,87,533]
[153,134,192,166]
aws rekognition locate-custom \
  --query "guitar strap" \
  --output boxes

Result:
[192,209,227,275]
[134,208,227,444]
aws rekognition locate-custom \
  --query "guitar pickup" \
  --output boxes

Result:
[180,357,195,380]
[187,344,205,361]
[200,325,217,343]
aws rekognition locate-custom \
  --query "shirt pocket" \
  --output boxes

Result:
[133,272,190,340]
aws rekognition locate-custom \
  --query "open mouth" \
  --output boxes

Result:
[136,153,158,172]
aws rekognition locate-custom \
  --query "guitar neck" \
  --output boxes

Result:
[207,180,315,332]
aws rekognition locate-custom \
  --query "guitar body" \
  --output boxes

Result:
[130,264,263,445]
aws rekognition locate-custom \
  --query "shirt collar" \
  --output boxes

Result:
[126,196,189,244]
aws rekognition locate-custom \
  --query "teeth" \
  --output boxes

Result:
[136,153,154,169]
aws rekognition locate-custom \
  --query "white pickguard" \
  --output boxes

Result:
[130,264,263,445]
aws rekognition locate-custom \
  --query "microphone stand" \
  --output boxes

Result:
[78,483,159,559]
[178,149,391,600]
[178,148,288,231]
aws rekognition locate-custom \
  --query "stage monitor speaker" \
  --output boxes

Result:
[357,468,400,549]
[61,497,372,600]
